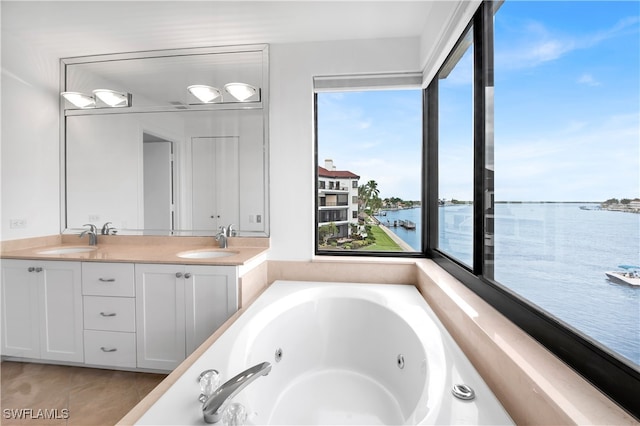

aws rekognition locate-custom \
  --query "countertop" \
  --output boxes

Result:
[0,234,269,266]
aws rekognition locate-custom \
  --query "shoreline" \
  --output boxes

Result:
[377,223,415,252]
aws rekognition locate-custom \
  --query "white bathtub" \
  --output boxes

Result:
[136,281,514,425]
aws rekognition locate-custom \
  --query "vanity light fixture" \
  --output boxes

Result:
[60,91,96,109]
[92,89,132,107]
[187,85,223,103]
[224,83,257,102]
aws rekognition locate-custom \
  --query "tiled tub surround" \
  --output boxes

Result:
[121,258,636,426]
[1,237,636,424]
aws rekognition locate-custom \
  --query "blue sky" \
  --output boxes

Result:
[318,1,639,202]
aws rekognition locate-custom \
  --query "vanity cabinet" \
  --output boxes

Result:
[135,264,238,370]
[82,263,137,368]
[0,260,83,362]
[1,258,239,372]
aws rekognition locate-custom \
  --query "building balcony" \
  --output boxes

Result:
[318,187,349,193]
[319,201,349,208]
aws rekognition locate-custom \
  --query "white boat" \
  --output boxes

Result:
[605,265,640,286]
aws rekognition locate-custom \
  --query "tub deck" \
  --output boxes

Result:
[132,281,514,425]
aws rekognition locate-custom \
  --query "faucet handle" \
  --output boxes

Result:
[227,224,236,237]
[198,369,221,403]
[101,222,115,235]
[83,223,97,234]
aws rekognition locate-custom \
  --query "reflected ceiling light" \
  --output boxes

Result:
[188,85,223,103]
[61,91,95,109]
[224,83,257,102]
[92,89,131,107]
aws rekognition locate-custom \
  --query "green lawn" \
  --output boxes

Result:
[359,225,403,251]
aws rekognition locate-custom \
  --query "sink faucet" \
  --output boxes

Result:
[202,362,272,424]
[215,227,227,249]
[101,222,116,235]
[80,224,98,246]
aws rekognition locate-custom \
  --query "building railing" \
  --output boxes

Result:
[319,201,349,207]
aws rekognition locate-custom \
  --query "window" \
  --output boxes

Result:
[315,86,423,254]
[493,0,639,370]
[437,27,475,267]
[313,3,639,415]
[427,1,639,416]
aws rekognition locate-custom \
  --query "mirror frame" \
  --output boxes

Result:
[59,44,270,237]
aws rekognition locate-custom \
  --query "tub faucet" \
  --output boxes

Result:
[80,224,98,246]
[202,362,272,424]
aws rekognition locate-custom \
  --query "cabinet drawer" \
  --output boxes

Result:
[84,330,136,368]
[82,263,134,297]
[83,296,135,332]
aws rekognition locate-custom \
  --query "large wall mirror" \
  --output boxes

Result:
[60,45,269,236]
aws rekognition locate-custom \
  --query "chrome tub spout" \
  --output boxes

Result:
[203,362,272,424]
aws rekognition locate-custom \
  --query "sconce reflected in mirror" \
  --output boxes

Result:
[61,91,96,109]
[92,89,131,107]
[188,83,260,103]
[61,89,132,109]
[187,85,223,103]
[224,83,258,102]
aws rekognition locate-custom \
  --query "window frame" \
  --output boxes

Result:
[312,2,640,417]
[426,1,640,418]
[313,78,427,258]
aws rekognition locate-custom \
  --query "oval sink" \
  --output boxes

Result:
[177,250,237,259]
[38,246,97,255]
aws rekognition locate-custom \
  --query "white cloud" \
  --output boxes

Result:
[357,119,372,129]
[577,73,601,87]
[496,15,639,71]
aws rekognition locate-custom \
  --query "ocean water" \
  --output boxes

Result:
[380,203,640,366]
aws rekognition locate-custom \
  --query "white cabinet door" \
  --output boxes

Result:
[191,136,239,231]
[135,263,238,370]
[39,261,83,362]
[1,260,40,358]
[185,265,238,354]
[1,260,83,362]
[135,264,186,370]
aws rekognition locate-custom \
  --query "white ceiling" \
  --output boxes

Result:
[1,1,437,59]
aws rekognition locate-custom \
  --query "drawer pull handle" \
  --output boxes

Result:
[100,312,117,317]
[98,278,116,282]
[100,347,117,353]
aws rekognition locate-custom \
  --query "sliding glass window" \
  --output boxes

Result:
[429,0,639,416]
[437,28,475,267]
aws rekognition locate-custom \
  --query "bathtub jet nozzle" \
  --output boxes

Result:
[203,361,272,423]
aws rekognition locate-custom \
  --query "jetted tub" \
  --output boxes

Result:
[136,281,514,425]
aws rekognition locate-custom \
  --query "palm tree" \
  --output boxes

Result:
[359,180,380,213]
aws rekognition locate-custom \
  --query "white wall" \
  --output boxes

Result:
[1,35,421,251]
[1,34,61,240]
[268,38,420,260]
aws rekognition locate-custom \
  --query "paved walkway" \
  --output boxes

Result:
[378,223,415,252]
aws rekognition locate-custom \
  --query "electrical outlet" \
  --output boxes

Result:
[9,219,26,229]
[256,214,262,223]
[88,214,100,222]
[249,215,255,223]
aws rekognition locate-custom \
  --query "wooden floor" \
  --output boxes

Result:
[1,361,166,425]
